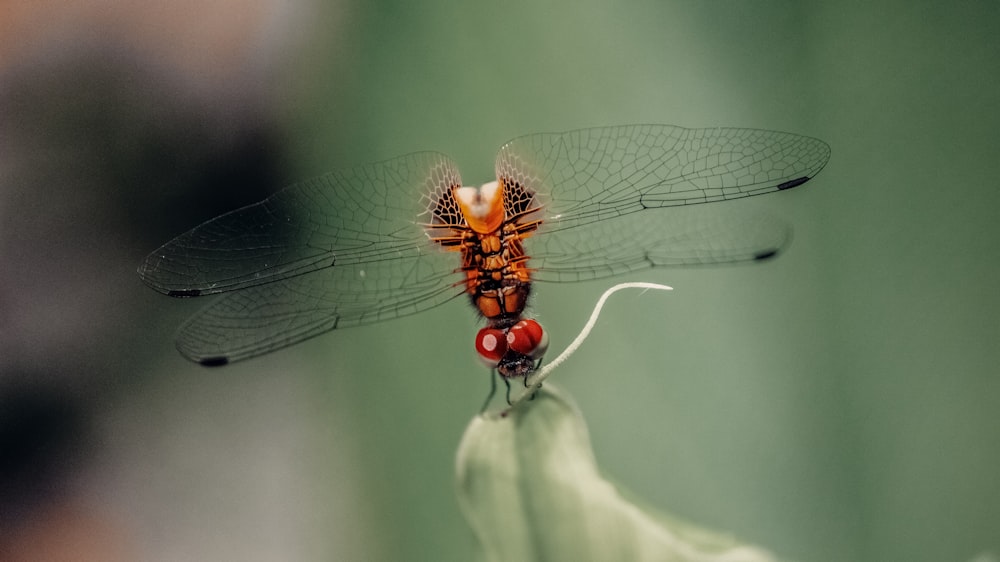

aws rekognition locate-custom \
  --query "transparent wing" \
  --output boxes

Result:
[143,126,831,365]
[138,151,462,296]
[526,206,793,282]
[175,255,462,365]
[495,125,831,282]
[139,152,466,364]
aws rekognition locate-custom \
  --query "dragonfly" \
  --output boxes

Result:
[138,124,830,378]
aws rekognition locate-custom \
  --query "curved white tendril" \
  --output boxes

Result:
[500,282,673,416]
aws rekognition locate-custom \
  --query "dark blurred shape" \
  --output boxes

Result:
[0,381,90,528]
[1,2,304,559]
[0,48,290,376]
[0,50,288,250]
[0,379,131,562]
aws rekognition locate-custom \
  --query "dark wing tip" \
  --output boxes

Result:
[776,176,811,190]
[753,248,780,261]
[137,262,205,297]
[198,356,230,367]
[167,288,203,298]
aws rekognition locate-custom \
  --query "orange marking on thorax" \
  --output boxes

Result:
[424,178,542,322]
[454,182,505,234]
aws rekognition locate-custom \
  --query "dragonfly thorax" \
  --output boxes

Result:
[426,176,543,324]
[458,225,532,322]
[454,181,503,233]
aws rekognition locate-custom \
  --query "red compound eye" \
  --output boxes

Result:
[475,327,508,366]
[507,319,549,359]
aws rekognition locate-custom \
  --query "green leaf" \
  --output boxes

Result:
[455,384,778,562]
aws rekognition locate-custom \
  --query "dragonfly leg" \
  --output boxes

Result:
[528,358,545,401]
[504,377,513,406]
[480,369,498,414]
[524,358,544,387]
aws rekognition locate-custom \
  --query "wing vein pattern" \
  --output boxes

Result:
[140,125,830,363]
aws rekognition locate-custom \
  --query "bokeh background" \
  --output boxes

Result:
[2,1,998,560]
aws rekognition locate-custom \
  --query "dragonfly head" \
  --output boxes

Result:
[475,319,549,378]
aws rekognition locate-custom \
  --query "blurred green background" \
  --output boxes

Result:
[1,1,997,560]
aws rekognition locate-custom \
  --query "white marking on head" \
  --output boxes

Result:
[481,332,499,351]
